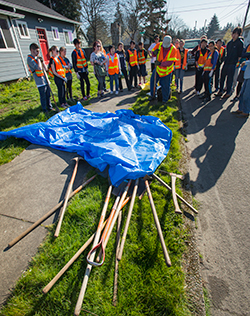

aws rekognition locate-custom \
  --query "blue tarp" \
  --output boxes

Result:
[0,103,172,186]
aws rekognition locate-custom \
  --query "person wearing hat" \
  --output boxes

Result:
[149,35,177,103]
[195,38,209,95]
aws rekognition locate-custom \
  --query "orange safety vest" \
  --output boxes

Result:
[102,48,107,58]
[74,48,88,68]
[154,43,177,77]
[48,57,65,78]
[107,53,119,75]
[175,48,188,70]
[128,49,138,66]
[219,46,224,59]
[204,51,216,71]
[27,55,44,77]
[197,49,208,68]
[58,56,72,75]
[138,49,146,65]
[246,44,250,53]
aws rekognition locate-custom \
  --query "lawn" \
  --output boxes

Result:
[0,72,193,316]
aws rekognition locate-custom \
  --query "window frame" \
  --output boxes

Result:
[63,28,74,46]
[16,20,30,39]
[0,16,17,51]
[51,26,60,41]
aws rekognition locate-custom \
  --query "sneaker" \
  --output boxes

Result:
[222,93,230,99]
[61,104,67,108]
[104,88,108,92]
[65,103,70,107]
[87,95,91,99]
[110,91,113,94]
[216,91,223,97]
[196,91,200,96]
[203,97,211,103]
[139,82,142,85]
[214,88,219,92]
[82,96,88,101]
[233,96,239,101]
[120,89,123,92]
[115,91,119,95]
[101,92,104,97]
[97,93,101,98]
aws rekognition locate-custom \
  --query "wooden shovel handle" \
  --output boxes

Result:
[171,175,182,214]
[8,175,96,248]
[145,179,171,267]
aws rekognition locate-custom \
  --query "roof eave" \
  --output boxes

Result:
[0,8,25,18]
[0,0,82,25]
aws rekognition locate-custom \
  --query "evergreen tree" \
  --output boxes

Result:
[37,0,82,22]
[139,0,168,42]
[207,14,220,39]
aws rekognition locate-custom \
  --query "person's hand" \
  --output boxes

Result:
[202,71,205,76]
[241,61,246,67]
[63,77,67,83]
[155,60,161,66]
[76,72,80,80]
[209,70,214,77]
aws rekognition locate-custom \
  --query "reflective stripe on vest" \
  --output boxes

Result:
[204,53,213,71]
[138,50,146,65]
[58,56,72,75]
[219,47,224,58]
[197,50,208,67]
[27,55,44,77]
[175,48,188,70]
[74,48,87,68]
[107,53,119,75]
[128,49,138,66]
[156,43,176,77]
[49,57,65,78]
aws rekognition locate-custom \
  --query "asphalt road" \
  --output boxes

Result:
[181,70,250,316]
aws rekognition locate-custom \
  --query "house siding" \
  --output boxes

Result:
[0,10,76,83]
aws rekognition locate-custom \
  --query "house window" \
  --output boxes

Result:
[52,26,60,40]
[16,21,30,39]
[63,29,73,45]
[0,18,15,49]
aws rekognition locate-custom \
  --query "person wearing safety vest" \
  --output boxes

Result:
[195,38,208,95]
[72,38,90,101]
[27,43,54,114]
[106,45,121,94]
[214,39,225,92]
[150,35,177,103]
[137,42,148,85]
[48,45,68,108]
[59,46,73,101]
[216,27,243,98]
[175,39,188,93]
[201,41,219,102]
[126,40,138,89]
[231,42,250,101]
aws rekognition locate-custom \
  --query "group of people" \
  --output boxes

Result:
[173,26,250,117]
[27,39,149,114]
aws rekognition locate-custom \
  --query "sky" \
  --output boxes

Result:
[167,0,250,29]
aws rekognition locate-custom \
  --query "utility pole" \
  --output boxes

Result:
[242,0,250,32]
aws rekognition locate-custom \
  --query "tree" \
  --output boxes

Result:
[123,0,142,40]
[139,0,168,42]
[223,28,232,44]
[114,2,125,36]
[168,15,188,39]
[86,17,111,46]
[81,0,112,44]
[207,14,220,39]
[37,0,81,21]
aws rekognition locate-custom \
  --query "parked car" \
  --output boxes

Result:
[184,39,200,68]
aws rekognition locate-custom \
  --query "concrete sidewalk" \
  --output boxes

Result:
[0,84,140,305]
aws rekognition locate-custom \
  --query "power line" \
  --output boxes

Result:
[170,0,229,9]
[168,2,247,14]
[219,2,247,21]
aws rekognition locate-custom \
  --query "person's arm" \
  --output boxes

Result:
[106,55,109,72]
[72,51,78,73]
[211,51,219,70]
[144,49,148,59]
[125,50,129,63]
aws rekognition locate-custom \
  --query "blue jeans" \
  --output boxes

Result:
[175,68,185,91]
[38,84,52,112]
[109,73,119,92]
[219,63,236,94]
[150,68,171,102]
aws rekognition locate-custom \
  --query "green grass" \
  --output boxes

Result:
[203,287,211,316]
[0,77,192,315]
[0,64,107,165]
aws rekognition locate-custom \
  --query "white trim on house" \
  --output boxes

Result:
[0,15,17,51]
[10,17,29,76]
[16,20,30,39]
[0,9,25,19]
[51,26,60,40]
[63,28,74,46]
[0,0,82,25]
